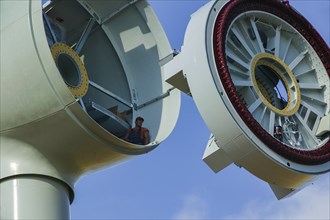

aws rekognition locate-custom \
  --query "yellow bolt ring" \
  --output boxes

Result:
[251,53,301,116]
[51,43,89,98]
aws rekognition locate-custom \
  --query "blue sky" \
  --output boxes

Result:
[69,1,329,219]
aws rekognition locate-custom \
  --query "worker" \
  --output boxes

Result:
[124,116,150,145]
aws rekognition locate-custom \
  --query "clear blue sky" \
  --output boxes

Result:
[65,1,329,219]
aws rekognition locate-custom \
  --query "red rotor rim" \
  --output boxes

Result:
[213,0,330,165]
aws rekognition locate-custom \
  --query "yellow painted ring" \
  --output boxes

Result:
[251,53,301,116]
[51,43,89,98]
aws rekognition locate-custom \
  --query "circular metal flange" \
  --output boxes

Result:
[251,53,301,116]
[212,0,330,165]
[51,43,89,98]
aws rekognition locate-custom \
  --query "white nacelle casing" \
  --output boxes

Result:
[0,0,180,196]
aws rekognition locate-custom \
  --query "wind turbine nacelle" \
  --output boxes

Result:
[165,0,329,199]
[0,0,180,198]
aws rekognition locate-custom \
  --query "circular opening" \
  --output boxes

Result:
[56,53,81,88]
[255,64,288,110]
[251,53,300,116]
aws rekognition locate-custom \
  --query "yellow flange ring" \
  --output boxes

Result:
[51,43,89,98]
[251,53,301,116]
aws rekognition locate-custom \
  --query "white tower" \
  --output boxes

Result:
[0,1,180,219]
